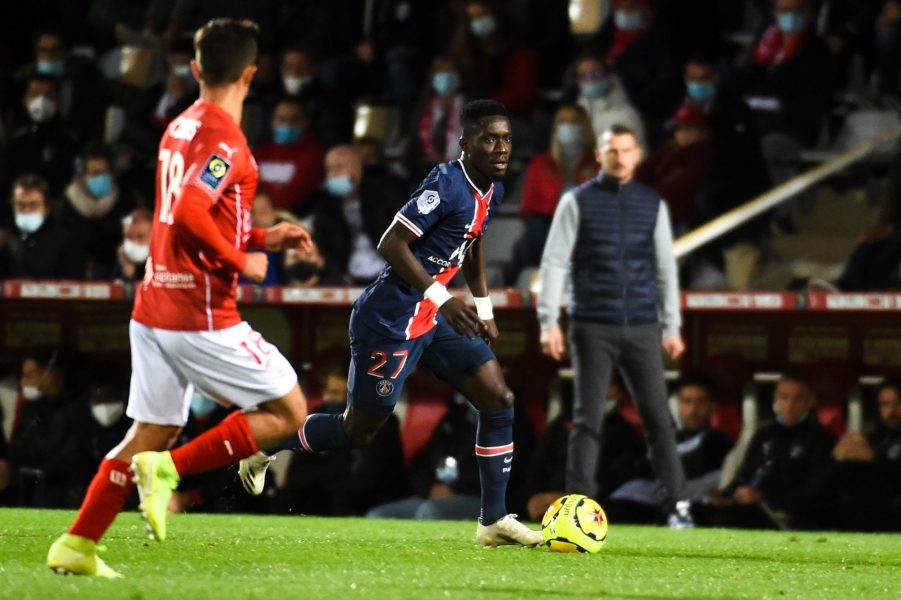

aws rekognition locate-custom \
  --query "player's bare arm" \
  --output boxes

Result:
[462,237,498,347]
[378,221,485,339]
[262,221,313,252]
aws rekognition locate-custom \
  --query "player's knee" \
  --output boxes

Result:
[478,384,514,412]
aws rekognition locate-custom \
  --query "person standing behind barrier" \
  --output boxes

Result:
[536,124,692,528]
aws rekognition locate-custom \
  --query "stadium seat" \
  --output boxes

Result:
[502,352,559,438]
[399,369,453,466]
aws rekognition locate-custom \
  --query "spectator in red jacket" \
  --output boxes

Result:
[636,103,717,233]
[509,104,598,285]
[254,96,325,218]
[410,56,467,172]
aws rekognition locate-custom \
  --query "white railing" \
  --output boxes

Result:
[673,124,901,260]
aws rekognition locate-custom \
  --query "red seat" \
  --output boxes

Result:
[400,369,453,465]
[502,352,559,438]
[801,360,854,438]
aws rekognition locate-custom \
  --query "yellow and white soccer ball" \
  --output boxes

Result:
[541,494,608,554]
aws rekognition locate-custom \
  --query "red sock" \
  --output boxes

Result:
[69,458,134,542]
[170,410,258,477]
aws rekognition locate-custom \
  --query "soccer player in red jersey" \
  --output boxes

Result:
[47,19,312,577]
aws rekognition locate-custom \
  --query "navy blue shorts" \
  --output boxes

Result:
[347,309,496,415]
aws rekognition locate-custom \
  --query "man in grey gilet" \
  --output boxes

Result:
[536,124,692,528]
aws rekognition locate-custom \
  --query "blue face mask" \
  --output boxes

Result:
[37,59,65,76]
[556,122,583,147]
[614,10,643,32]
[325,174,354,197]
[191,393,218,417]
[86,173,113,198]
[686,82,716,103]
[580,79,610,99]
[273,125,302,145]
[432,71,460,96]
[777,12,806,34]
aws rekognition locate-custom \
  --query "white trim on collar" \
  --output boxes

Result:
[456,159,493,198]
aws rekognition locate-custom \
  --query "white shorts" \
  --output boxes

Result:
[126,319,298,426]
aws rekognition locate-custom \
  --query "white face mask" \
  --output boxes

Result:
[91,402,125,427]
[22,384,42,401]
[282,75,311,95]
[123,239,150,264]
[15,212,45,234]
[27,95,57,123]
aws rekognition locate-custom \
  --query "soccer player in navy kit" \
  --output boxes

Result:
[240,100,542,546]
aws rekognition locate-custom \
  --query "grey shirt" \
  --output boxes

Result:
[536,190,682,339]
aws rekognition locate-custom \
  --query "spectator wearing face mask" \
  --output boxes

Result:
[278,45,352,149]
[411,56,467,171]
[570,51,647,151]
[509,104,598,285]
[121,39,198,155]
[311,145,404,285]
[732,0,833,183]
[113,208,152,282]
[0,173,86,280]
[450,1,539,122]
[681,55,770,225]
[636,103,718,234]
[66,366,132,503]
[12,27,108,143]
[6,348,83,507]
[588,0,681,148]
[253,97,325,218]
[59,143,135,279]
[0,75,80,208]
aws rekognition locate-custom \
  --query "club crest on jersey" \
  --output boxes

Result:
[199,153,231,190]
[416,190,440,215]
[376,379,395,397]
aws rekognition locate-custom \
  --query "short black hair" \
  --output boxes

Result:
[779,368,814,393]
[193,18,260,87]
[605,123,637,138]
[676,371,716,398]
[460,99,508,134]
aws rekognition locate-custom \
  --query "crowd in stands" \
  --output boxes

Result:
[3,0,901,532]
[2,350,899,532]
[2,0,901,288]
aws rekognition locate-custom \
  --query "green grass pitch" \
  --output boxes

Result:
[1,508,900,599]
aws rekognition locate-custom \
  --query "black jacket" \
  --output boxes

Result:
[2,215,86,279]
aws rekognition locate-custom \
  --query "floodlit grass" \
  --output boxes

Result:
[1,508,899,599]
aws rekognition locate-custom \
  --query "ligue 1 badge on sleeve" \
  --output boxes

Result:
[416,190,440,214]
[199,153,231,190]
[376,379,394,397]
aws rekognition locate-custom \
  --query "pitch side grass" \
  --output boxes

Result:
[1,508,899,599]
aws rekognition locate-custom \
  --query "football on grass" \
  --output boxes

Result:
[541,494,608,554]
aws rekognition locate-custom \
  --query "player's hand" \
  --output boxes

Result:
[540,326,566,361]
[265,222,313,252]
[439,297,485,340]
[482,319,499,348]
[242,252,269,282]
[733,486,762,505]
[663,335,685,360]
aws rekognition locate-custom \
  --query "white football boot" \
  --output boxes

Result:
[476,514,543,547]
[238,451,272,496]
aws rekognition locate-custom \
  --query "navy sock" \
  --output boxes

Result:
[266,413,350,453]
[475,407,514,525]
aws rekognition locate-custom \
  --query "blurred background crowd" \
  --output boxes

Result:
[1,0,901,530]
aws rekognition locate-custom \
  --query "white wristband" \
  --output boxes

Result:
[473,296,494,320]
[424,281,453,307]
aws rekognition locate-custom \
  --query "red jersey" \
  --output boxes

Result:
[133,101,265,331]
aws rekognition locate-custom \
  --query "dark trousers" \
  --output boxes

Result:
[565,321,686,510]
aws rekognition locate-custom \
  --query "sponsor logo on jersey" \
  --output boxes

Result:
[427,256,453,267]
[376,379,394,397]
[199,153,231,190]
[416,190,440,214]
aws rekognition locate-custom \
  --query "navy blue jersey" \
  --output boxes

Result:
[354,160,503,340]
